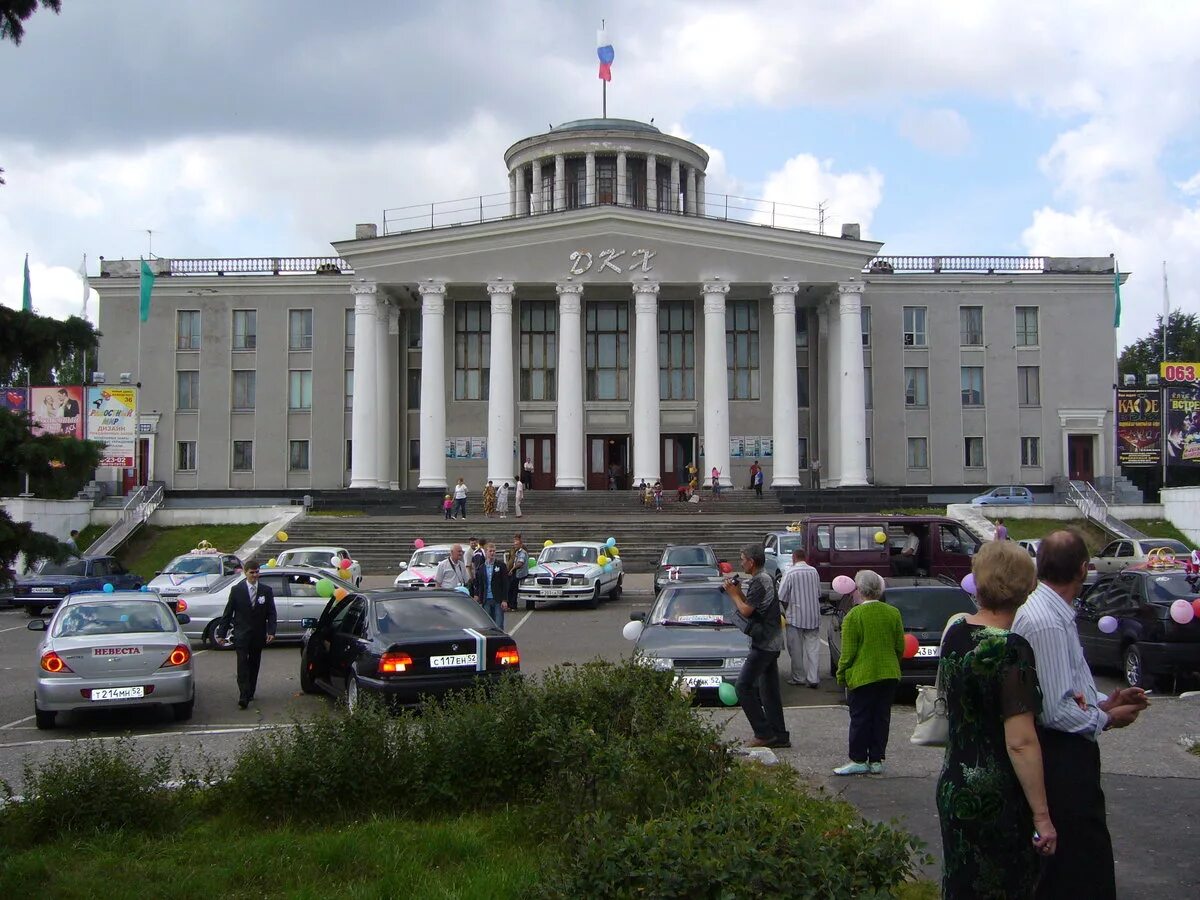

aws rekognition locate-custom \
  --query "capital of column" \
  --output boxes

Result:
[631,280,660,296]
[488,285,514,316]
[770,282,801,296]
[702,282,731,295]
[374,299,391,323]
[351,279,377,297]
[838,282,865,315]
[419,281,447,315]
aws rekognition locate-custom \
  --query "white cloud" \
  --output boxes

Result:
[758,155,884,238]
[898,108,972,156]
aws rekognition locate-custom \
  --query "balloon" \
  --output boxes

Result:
[102,583,114,593]
[265,558,277,568]
[717,681,738,706]
[606,537,617,548]
[276,531,288,542]
[610,547,620,557]
[831,575,856,595]
[1097,615,1119,634]
[455,585,470,595]
[339,558,353,570]
[333,587,349,602]
[874,531,887,545]
[413,538,425,549]
[139,585,149,592]
[543,540,553,548]
[527,557,537,570]
[597,554,609,566]
[330,555,340,567]
[1192,598,1200,618]
[718,561,734,575]
[961,573,977,595]
[622,620,643,640]
[316,579,335,599]
[902,633,920,659]
[1170,599,1195,625]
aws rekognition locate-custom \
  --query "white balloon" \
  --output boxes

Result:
[1170,599,1195,625]
[622,620,643,641]
[1097,615,1118,634]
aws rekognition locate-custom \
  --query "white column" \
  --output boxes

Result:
[632,280,661,485]
[702,282,732,488]
[531,160,543,214]
[824,298,842,487]
[417,282,448,489]
[555,283,586,488]
[518,166,530,216]
[508,171,517,217]
[697,173,707,216]
[838,282,869,487]
[554,154,566,211]
[771,282,801,487]
[646,154,657,210]
[669,159,680,213]
[374,299,391,490]
[616,152,627,206]
[349,280,379,488]
[585,152,596,206]
[685,166,698,215]
[387,307,400,489]
[486,282,516,486]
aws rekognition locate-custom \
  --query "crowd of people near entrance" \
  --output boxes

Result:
[430,534,530,630]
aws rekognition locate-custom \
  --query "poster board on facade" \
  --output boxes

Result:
[1165,384,1200,467]
[469,438,487,459]
[444,439,455,459]
[454,437,469,459]
[30,386,85,439]
[759,438,773,458]
[744,437,760,458]
[1116,389,1161,467]
[728,437,744,458]
[86,387,137,467]
[1,387,28,415]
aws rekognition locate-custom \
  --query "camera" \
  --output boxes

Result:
[720,574,742,592]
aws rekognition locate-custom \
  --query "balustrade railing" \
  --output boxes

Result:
[169,258,352,276]
[864,256,1046,274]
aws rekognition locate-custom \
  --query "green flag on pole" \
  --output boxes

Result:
[22,253,32,312]
[139,258,155,322]
[1113,261,1122,328]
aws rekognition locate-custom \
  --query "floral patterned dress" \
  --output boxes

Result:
[936,623,1042,899]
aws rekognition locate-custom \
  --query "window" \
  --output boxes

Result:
[1021,436,1040,467]
[960,307,983,346]
[904,367,928,407]
[232,371,255,410]
[408,439,419,471]
[861,306,871,347]
[176,371,199,410]
[796,309,809,350]
[232,310,256,350]
[176,310,200,350]
[346,440,353,470]
[903,306,927,347]
[521,301,558,401]
[177,441,197,471]
[596,156,617,204]
[233,440,253,471]
[907,437,928,468]
[726,300,760,400]
[658,300,695,400]
[407,368,421,408]
[289,370,312,410]
[961,366,984,406]
[798,437,809,470]
[344,308,355,350]
[833,525,889,551]
[964,436,985,467]
[288,309,313,351]
[797,367,809,408]
[454,301,491,400]
[1018,366,1040,406]
[864,366,872,409]
[1016,307,1039,346]
[344,370,353,411]
[866,437,872,469]
[289,440,310,471]
[586,301,629,400]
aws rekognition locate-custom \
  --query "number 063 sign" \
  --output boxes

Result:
[1161,362,1200,383]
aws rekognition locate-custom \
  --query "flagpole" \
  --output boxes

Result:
[602,18,607,118]
[1161,261,1169,495]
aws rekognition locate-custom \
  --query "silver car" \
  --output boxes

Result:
[28,591,195,729]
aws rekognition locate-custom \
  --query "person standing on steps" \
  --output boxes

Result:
[497,482,510,519]
[523,457,534,490]
[810,457,821,489]
[453,477,468,519]
[218,560,276,709]
[711,466,722,500]
[514,478,524,518]
[749,459,760,489]
[442,494,453,520]
[753,466,764,499]
[482,480,497,518]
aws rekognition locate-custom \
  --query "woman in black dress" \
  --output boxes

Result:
[936,540,1057,899]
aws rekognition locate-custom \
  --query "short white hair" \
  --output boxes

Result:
[854,569,885,601]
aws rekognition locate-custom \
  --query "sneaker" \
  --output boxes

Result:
[833,761,870,776]
[869,762,884,775]
[746,736,774,748]
[807,682,820,690]
[768,735,791,749]
[237,699,249,710]
[785,678,804,686]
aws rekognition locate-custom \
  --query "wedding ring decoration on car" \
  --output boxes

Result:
[786,522,802,533]
[1146,547,1178,569]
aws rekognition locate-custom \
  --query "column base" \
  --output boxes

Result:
[771,476,801,487]
[488,473,517,487]
[348,477,378,489]
[555,477,586,489]
[388,481,400,491]
[837,476,869,488]
[417,476,448,490]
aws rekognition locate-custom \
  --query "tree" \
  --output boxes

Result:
[1119,311,1200,381]
[0,0,60,45]
[0,307,101,585]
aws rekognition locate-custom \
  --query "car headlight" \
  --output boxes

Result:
[636,655,672,671]
[569,575,587,585]
[724,657,747,669]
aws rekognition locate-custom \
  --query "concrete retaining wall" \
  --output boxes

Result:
[90,505,297,527]
[1,497,93,576]
[1161,488,1200,544]
[972,504,1164,522]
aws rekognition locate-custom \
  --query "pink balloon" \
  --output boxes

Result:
[339,558,352,570]
[1192,598,1200,618]
[1170,599,1195,625]
[961,573,977,595]
[831,575,856,595]
[413,538,425,549]
[1097,615,1118,634]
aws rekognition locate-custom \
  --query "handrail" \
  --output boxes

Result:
[83,483,164,557]
[1065,480,1147,541]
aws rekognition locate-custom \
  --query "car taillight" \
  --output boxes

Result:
[160,645,191,668]
[378,652,413,674]
[495,646,520,667]
[40,651,73,674]
[176,598,188,612]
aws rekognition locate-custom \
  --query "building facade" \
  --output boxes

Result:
[93,119,1121,493]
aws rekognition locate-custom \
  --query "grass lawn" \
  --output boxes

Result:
[115,524,265,580]
[1124,519,1194,548]
[995,518,1109,553]
[74,523,107,552]
[0,811,548,899]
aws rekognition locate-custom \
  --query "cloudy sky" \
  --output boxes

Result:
[1,0,1197,348]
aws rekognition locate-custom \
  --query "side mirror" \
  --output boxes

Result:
[27,619,47,631]
[397,562,407,571]
[155,571,163,576]
[764,548,776,556]
[176,614,191,625]
[629,611,646,621]
[300,617,318,629]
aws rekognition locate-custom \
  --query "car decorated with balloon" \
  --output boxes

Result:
[12,555,144,617]
[394,543,455,588]
[518,539,624,609]
[145,544,242,605]
[176,565,358,648]
[275,546,362,587]
[1075,557,1200,689]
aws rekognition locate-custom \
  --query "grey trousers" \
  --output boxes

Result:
[785,625,821,685]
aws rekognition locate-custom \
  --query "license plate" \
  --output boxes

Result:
[914,645,940,658]
[541,589,562,597]
[31,587,55,594]
[680,675,723,688]
[91,686,145,701]
[430,654,477,669]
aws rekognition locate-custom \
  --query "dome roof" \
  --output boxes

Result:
[549,118,661,135]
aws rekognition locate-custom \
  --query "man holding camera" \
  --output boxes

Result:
[724,544,790,749]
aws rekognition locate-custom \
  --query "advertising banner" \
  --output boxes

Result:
[1165,384,1200,467]
[1116,389,1161,467]
[1160,362,1200,384]
[86,386,138,467]
[0,387,28,415]
[30,386,85,439]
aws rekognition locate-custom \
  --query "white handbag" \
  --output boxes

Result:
[910,613,968,747]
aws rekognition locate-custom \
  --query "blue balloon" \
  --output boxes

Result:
[140,585,150,592]
[102,583,114,593]
[455,585,470,595]
[606,537,617,548]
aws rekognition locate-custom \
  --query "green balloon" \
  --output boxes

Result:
[316,578,335,598]
[527,558,537,570]
[717,681,738,706]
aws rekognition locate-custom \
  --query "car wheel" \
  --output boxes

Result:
[24,605,44,618]
[203,620,230,651]
[300,654,319,695]
[586,583,600,609]
[172,697,195,721]
[610,575,623,600]
[34,700,56,730]
[1123,644,1155,691]
[346,673,360,712]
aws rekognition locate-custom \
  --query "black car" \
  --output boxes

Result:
[653,544,721,596]
[1076,566,1200,689]
[827,577,976,685]
[12,556,143,616]
[299,590,520,710]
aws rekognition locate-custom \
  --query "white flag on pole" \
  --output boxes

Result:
[79,253,90,320]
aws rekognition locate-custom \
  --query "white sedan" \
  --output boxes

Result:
[394,545,456,588]
[276,546,361,586]
[518,541,624,610]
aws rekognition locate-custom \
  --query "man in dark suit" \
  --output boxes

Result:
[471,543,509,629]
[218,560,276,709]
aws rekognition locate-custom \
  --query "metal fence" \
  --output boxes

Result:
[169,258,352,276]
[864,256,1046,274]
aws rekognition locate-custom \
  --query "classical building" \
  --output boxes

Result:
[93,118,1122,493]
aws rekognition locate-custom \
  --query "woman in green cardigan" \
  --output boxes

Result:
[834,569,904,775]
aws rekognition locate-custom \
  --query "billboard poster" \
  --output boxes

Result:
[744,437,761,458]
[1116,389,1161,467]
[728,437,744,458]
[0,387,28,415]
[469,438,487,460]
[30,386,85,439]
[759,437,773,458]
[1160,361,1200,384]
[86,386,138,467]
[455,437,469,459]
[1165,384,1200,467]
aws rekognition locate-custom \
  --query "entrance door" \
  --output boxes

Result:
[588,435,629,490]
[660,434,697,490]
[1068,435,1095,483]
[521,434,555,490]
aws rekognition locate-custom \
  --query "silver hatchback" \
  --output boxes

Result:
[29,591,196,729]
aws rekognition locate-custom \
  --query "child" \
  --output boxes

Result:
[653,481,663,511]
[643,481,654,507]
[443,494,453,520]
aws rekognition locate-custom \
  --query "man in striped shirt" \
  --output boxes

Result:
[1012,529,1149,900]
[779,548,822,688]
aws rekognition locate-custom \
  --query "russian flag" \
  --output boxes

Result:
[597,27,614,82]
